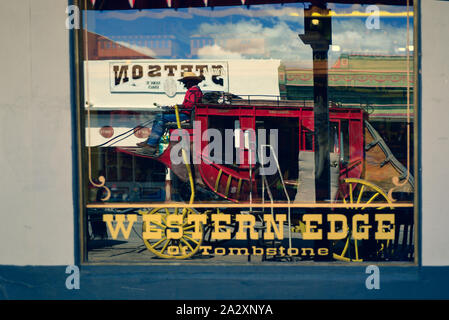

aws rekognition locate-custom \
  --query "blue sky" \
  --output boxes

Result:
[85,3,413,67]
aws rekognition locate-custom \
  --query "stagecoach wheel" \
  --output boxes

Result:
[141,207,204,259]
[333,178,393,262]
[202,209,237,246]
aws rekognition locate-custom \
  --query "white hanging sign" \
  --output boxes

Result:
[109,60,229,96]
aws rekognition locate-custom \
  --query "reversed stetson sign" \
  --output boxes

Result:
[110,60,229,96]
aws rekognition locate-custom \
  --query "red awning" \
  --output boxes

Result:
[82,0,412,10]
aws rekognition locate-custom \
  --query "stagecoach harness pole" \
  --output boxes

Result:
[175,105,195,209]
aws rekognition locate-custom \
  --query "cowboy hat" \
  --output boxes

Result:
[178,71,204,83]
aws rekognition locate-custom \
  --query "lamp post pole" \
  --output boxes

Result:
[312,49,331,202]
[299,3,332,261]
[299,3,332,203]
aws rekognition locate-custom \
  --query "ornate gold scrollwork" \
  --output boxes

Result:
[83,0,110,202]
[88,170,111,202]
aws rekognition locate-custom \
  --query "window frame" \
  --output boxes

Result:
[71,0,421,266]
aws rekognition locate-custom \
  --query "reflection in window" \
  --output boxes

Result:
[82,2,416,264]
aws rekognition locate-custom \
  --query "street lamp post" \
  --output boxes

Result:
[299,4,332,203]
[299,4,333,261]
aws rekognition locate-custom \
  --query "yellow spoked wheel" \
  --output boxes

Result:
[140,207,204,259]
[333,178,394,262]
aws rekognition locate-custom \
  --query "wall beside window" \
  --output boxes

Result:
[421,0,449,266]
[0,0,74,265]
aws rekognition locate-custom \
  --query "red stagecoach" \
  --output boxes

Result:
[116,94,414,261]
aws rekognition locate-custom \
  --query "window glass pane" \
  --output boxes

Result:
[81,1,416,265]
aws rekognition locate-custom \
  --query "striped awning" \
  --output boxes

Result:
[82,0,412,10]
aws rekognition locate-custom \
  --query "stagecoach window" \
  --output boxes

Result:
[330,122,339,153]
[207,116,240,164]
[303,128,314,151]
[340,120,350,164]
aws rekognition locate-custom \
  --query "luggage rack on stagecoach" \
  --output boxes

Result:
[202,91,352,109]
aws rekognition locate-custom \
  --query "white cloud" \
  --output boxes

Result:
[195,20,312,65]
[194,15,412,69]
[197,44,243,59]
[330,18,413,58]
[328,3,411,15]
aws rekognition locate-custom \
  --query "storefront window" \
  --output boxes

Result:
[79,1,416,264]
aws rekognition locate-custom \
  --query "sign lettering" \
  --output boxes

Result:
[110,60,228,96]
